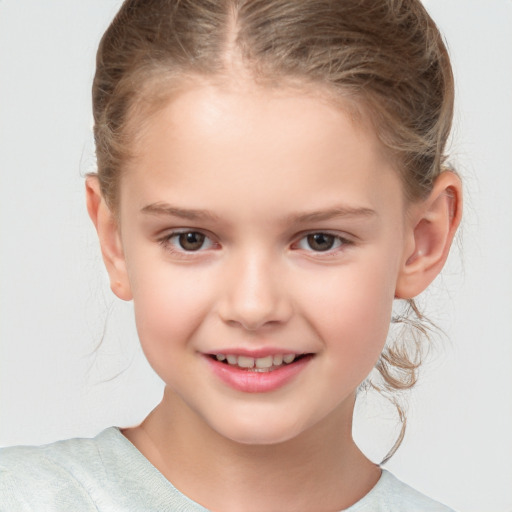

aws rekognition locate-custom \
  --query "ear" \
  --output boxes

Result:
[86,176,133,301]
[395,171,462,299]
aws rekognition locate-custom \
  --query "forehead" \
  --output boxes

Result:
[121,82,404,220]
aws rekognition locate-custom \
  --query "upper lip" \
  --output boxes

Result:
[203,348,310,358]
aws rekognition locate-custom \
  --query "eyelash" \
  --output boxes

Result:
[158,230,353,257]
[293,232,353,254]
[158,230,217,255]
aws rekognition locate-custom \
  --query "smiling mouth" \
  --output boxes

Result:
[208,353,310,372]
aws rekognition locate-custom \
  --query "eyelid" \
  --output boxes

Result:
[158,228,219,254]
[156,228,354,256]
[291,231,354,253]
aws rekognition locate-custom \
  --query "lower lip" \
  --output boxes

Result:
[204,355,313,393]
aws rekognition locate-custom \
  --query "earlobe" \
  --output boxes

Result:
[85,176,133,301]
[395,171,462,299]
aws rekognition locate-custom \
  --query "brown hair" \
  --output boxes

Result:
[92,0,455,460]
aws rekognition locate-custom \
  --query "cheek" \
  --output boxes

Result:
[299,258,397,377]
[127,257,211,364]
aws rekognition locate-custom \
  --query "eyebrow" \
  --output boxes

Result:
[141,202,219,221]
[286,206,377,224]
[141,202,377,224]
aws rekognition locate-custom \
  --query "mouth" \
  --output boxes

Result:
[207,353,311,372]
[204,351,313,393]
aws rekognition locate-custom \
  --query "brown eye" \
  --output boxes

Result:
[178,232,206,251]
[306,233,335,251]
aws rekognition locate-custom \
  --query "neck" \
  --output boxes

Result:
[123,388,380,512]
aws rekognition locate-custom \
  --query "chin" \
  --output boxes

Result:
[209,413,308,446]
[224,430,298,447]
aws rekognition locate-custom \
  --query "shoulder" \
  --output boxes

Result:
[345,469,456,512]
[0,429,116,511]
[0,428,209,512]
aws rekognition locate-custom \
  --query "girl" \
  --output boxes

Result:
[1,0,463,510]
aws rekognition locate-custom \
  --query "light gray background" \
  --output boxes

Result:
[1,1,511,511]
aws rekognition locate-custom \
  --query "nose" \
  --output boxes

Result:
[218,250,293,331]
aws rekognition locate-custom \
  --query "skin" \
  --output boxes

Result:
[87,81,461,511]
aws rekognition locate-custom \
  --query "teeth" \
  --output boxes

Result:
[238,356,255,368]
[283,354,295,364]
[226,354,238,365]
[255,355,273,369]
[215,353,301,369]
[272,354,283,365]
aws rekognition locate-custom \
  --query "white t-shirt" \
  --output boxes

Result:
[0,427,455,511]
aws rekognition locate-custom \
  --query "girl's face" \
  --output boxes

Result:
[115,83,414,445]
